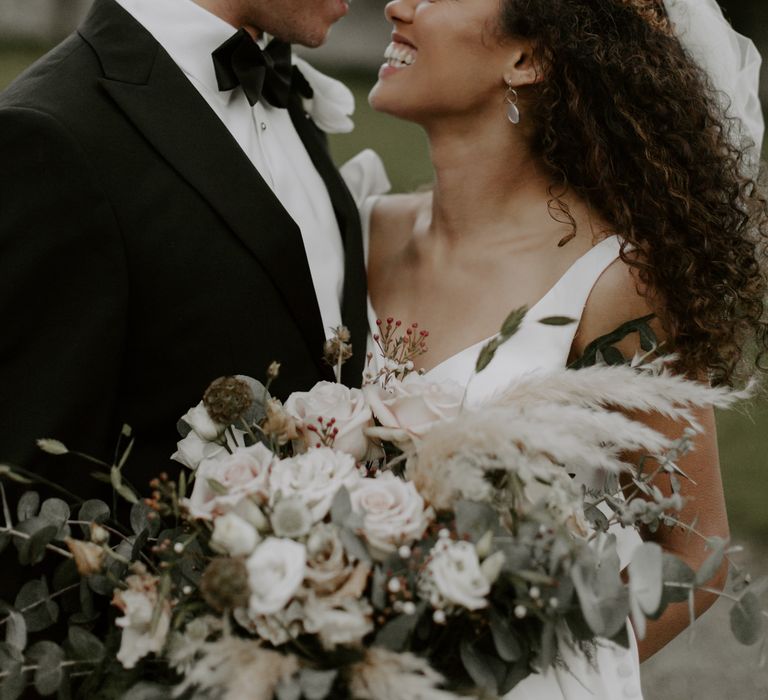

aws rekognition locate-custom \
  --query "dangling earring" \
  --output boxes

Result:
[505,82,520,124]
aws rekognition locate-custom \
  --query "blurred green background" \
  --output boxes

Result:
[0,3,766,546]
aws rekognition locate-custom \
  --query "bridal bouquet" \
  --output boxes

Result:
[0,314,765,699]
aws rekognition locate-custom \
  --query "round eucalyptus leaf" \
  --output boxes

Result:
[15,580,59,633]
[67,626,105,662]
[730,591,764,646]
[26,640,65,696]
[16,492,40,523]
[629,542,664,616]
[5,611,26,652]
[77,500,111,539]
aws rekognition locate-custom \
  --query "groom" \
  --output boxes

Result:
[0,0,367,495]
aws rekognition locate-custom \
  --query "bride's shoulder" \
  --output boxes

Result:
[572,247,667,358]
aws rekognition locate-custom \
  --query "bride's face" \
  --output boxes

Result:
[369,0,514,122]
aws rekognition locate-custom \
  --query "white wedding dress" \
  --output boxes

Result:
[341,150,645,699]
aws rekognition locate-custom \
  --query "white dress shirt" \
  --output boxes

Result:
[115,0,345,338]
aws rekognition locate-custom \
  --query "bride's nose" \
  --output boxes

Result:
[385,0,415,25]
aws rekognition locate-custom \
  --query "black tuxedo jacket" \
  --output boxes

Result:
[0,0,368,496]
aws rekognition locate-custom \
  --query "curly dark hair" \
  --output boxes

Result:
[498,0,768,385]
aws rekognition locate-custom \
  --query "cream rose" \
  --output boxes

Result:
[363,375,464,443]
[303,594,373,649]
[269,448,362,522]
[246,537,306,616]
[179,402,224,441]
[185,443,274,519]
[305,523,355,595]
[210,512,260,557]
[284,382,374,461]
[420,539,491,611]
[171,430,230,471]
[349,472,433,560]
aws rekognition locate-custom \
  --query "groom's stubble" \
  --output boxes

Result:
[193,0,350,47]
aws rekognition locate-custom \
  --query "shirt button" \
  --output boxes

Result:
[260,122,267,131]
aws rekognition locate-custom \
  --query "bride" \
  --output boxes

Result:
[342,0,766,697]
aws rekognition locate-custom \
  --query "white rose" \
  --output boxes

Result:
[171,430,229,470]
[246,537,306,616]
[211,512,260,557]
[114,574,171,669]
[269,448,362,522]
[349,472,433,560]
[293,56,355,134]
[363,375,464,442]
[305,524,354,595]
[304,594,373,649]
[184,443,275,519]
[421,539,491,611]
[284,382,374,461]
[180,402,223,441]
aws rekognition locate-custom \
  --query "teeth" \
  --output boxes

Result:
[383,42,416,67]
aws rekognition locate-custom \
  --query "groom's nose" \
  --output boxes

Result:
[385,0,416,25]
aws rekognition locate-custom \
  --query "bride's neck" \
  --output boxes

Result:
[425,119,553,246]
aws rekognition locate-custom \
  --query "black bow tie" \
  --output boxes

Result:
[212,29,313,108]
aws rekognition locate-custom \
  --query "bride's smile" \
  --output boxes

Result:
[369,0,532,124]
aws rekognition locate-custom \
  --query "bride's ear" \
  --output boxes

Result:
[502,39,543,89]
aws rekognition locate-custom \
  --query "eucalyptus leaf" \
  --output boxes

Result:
[0,654,24,700]
[77,500,111,539]
[16,491,40,523]
[15,580,59,633]
[26,640,64,696]
[571,547,629,638]
[583,505,609,532]
[694,537,727,587]
[489,608,521,662]
[339,528,372,565]
[5,612,26,652]
[39,498,70,540]
[660,554,696,606]
[539,620,556,671]
[130,501,154,536]
[730,592,764,646]
[371,567,387,611]
[459,638,503,693]
[374,610,421,651]
[18,525,58,567]
[299,668,337,700]
[330,487,352,526]
[629,542,664,616]
[0,533,10,556]
[455,500,499,542]
[68,626,105,662]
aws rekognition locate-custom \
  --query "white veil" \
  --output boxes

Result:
[664,0,764,165]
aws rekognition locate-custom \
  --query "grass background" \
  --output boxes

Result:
[2,45,766,544]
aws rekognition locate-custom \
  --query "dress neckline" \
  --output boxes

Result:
[366,235,621,376]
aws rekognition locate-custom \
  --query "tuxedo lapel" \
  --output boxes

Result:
[78,0,332,380]
[288,98,368,387]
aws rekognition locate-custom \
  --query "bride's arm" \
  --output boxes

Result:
[572,258,730,662]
